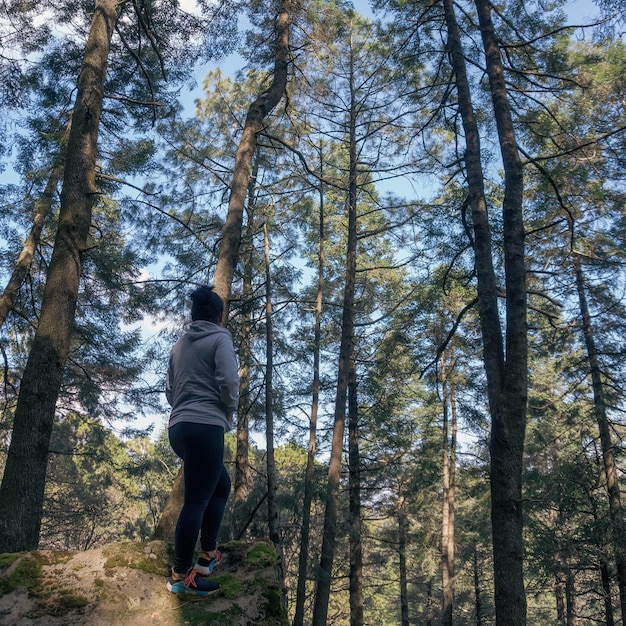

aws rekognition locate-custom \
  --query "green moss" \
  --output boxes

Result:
[245,542,276,567]
[0,553,43,597]
[215,572,242,599]
[178,602,242,626]
[262,584,287,620]
[103,541,169,577]
[0,553,23,569]
[27,589,90,618]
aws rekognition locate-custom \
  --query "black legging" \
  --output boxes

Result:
[168,422,231,574]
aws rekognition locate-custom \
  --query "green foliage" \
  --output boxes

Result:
[2,0,626,623]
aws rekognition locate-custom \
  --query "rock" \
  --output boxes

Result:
[0,540,287,626]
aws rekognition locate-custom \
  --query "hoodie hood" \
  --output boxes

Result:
[185,320,228,342]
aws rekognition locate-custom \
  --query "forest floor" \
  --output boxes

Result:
[0,539,287,626]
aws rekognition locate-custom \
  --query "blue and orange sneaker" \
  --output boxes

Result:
[167,569,219,596]
[192,549,222,576]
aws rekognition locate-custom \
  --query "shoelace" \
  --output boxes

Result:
[183,570,200,588]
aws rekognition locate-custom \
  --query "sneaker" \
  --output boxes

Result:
[167,570,220,596]
[192,549,222,576]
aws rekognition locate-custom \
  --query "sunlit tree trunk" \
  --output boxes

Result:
[0,140,66,328]
[263,216,286,604]
[212,0,291,317]
[0,0,121,553]
[573,253,626,623]
[441,355,457,626]
[293,145,325,626]
[232,158,260,537]
[348,363,364,626]
[442,0,529,623]
[311,50,359,626]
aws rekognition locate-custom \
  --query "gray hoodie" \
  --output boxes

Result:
[166,320,239,432]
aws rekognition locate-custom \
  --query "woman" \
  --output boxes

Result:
[165,286,239,595]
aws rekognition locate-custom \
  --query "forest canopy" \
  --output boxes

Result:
[1,0,626,624]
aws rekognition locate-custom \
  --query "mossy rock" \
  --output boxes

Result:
[103,540,170,577]
[177,602,244,626]
[0,551,90,619]
[0,540,288,625]
[244,542,277,568]
[215,572,243,599]
[0,553,44,596]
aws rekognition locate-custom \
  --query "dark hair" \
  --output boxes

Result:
[190,286,224,323]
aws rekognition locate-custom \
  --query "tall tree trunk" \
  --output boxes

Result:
[477,0,529,615]
[293,145,325,626]
[398,496,410,626]
[154,0,291,529]
[555,571,566,625]
[0,145,66,328]
[212,0,291,317]
[573,253,626,622]
[425,578,434,626]
[584,468,616,626]
[0,0,121,553]
[565,569,578,626]
[232,157,260,538]
[474,545,483,626]
[441,355,457,626]
[152,466,184,542]
[263,217,286,602]
[600,559,615,626]
[311,55,359,626]
[443,0,528,623]
[348,363,364,626]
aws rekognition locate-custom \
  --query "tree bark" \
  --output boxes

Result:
[232,157,260,537]
[0,0,121,552]
[600,559,615,626]
[311,54,359,626]
[212,0,291,317]
[293,144,325,626]
[476,0,528,619]
[151,466,184,542]
[474,545,483,626]
[348,363,364,626]
[573,253,626,623]
[399,497,410,626]
[0,145,66,328]
[263,217,286,602]
[441,356,457,626]
[565,569,579,626]
[442,0,528,623]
